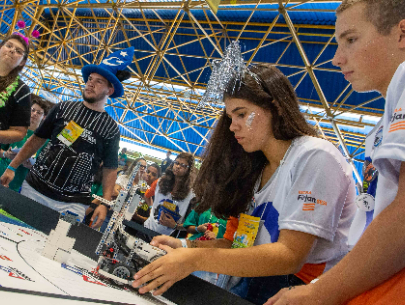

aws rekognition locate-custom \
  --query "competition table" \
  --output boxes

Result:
[0,185,252,305]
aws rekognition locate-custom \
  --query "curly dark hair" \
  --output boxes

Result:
[0,34,29,92]
[194,65,316,218]
[158,152,196,201]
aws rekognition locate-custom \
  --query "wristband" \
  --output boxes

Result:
[180,239,188,248]
[195,226,200,233]
[310,278,319,284]
[7,165,16,172]
[2,151,5,159]
[89,202,99,210]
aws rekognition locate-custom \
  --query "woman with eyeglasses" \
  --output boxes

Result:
[0,33,32,145]
[143,152,196,236]
[132,65,356,304]
[0,94,53,192]
[115,157,147,192]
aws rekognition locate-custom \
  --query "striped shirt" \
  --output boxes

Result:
[26,101,120,204]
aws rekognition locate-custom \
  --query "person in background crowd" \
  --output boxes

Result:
[143,163,161,207]
[115,157,147,192]
[182,201,228,285]
[266,1,405,304]
[183,205,227,242]
[143,152,196,236]
[117,160,129,177]
[0,94,54,192]
[132,64,355,305]
[1,47,134,226]
[0,33,31,145]
[132,163,161,225]
[118,147,128,168]
[160,150,173,173]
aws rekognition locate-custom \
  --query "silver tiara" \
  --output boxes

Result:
[199,41,264,108]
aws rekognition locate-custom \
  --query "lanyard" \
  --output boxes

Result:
[256,138,296,220]
[73,103,103,130]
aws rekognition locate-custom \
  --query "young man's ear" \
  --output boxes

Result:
[107,86,115,97]
[399,19,405,48]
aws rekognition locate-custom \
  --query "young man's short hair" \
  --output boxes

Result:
[337,0,405,35]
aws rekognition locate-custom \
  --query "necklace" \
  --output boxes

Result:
[0,76,20,108]
[254,138,297,216]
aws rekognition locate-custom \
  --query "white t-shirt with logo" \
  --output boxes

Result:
[144,179,195,235]
[252,136,356,271]
[371,61,405,217]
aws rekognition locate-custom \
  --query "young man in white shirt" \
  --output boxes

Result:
[266,1,405,304]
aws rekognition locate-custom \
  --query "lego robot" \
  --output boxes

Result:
[93,163,166,285]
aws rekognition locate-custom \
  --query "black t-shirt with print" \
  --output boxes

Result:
[25,101,120,205]
[0,79,31,132]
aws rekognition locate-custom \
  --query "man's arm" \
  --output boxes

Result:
[314,162,405,303]
[0,126,28,144]
[0,135,47,187]
[102,168,117,201]
[91,168,117,229]
[9,135,46,168]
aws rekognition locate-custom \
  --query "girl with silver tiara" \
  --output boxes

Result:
[132,42,356,304]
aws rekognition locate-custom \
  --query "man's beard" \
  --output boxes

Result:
[83,91,105,104]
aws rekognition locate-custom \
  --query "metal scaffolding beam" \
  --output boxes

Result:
[0,0,378,176]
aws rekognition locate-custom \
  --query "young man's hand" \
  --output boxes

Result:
[91,205,108,229]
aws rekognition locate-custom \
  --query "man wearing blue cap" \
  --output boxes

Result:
[0,47,134,228]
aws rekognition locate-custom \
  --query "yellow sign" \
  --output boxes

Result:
[57,120,84,147]
[231,213,261,248]
[162,201,177,212]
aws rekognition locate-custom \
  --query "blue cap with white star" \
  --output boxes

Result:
[82,47,134,98]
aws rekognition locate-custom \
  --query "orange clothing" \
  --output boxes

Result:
[223,216,326,284]
[145,180,157,199]
[223,216,239,241]
[346,267,405,305]
[295,263,326,284]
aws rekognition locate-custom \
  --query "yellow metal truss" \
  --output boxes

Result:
[1,0,380,186]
